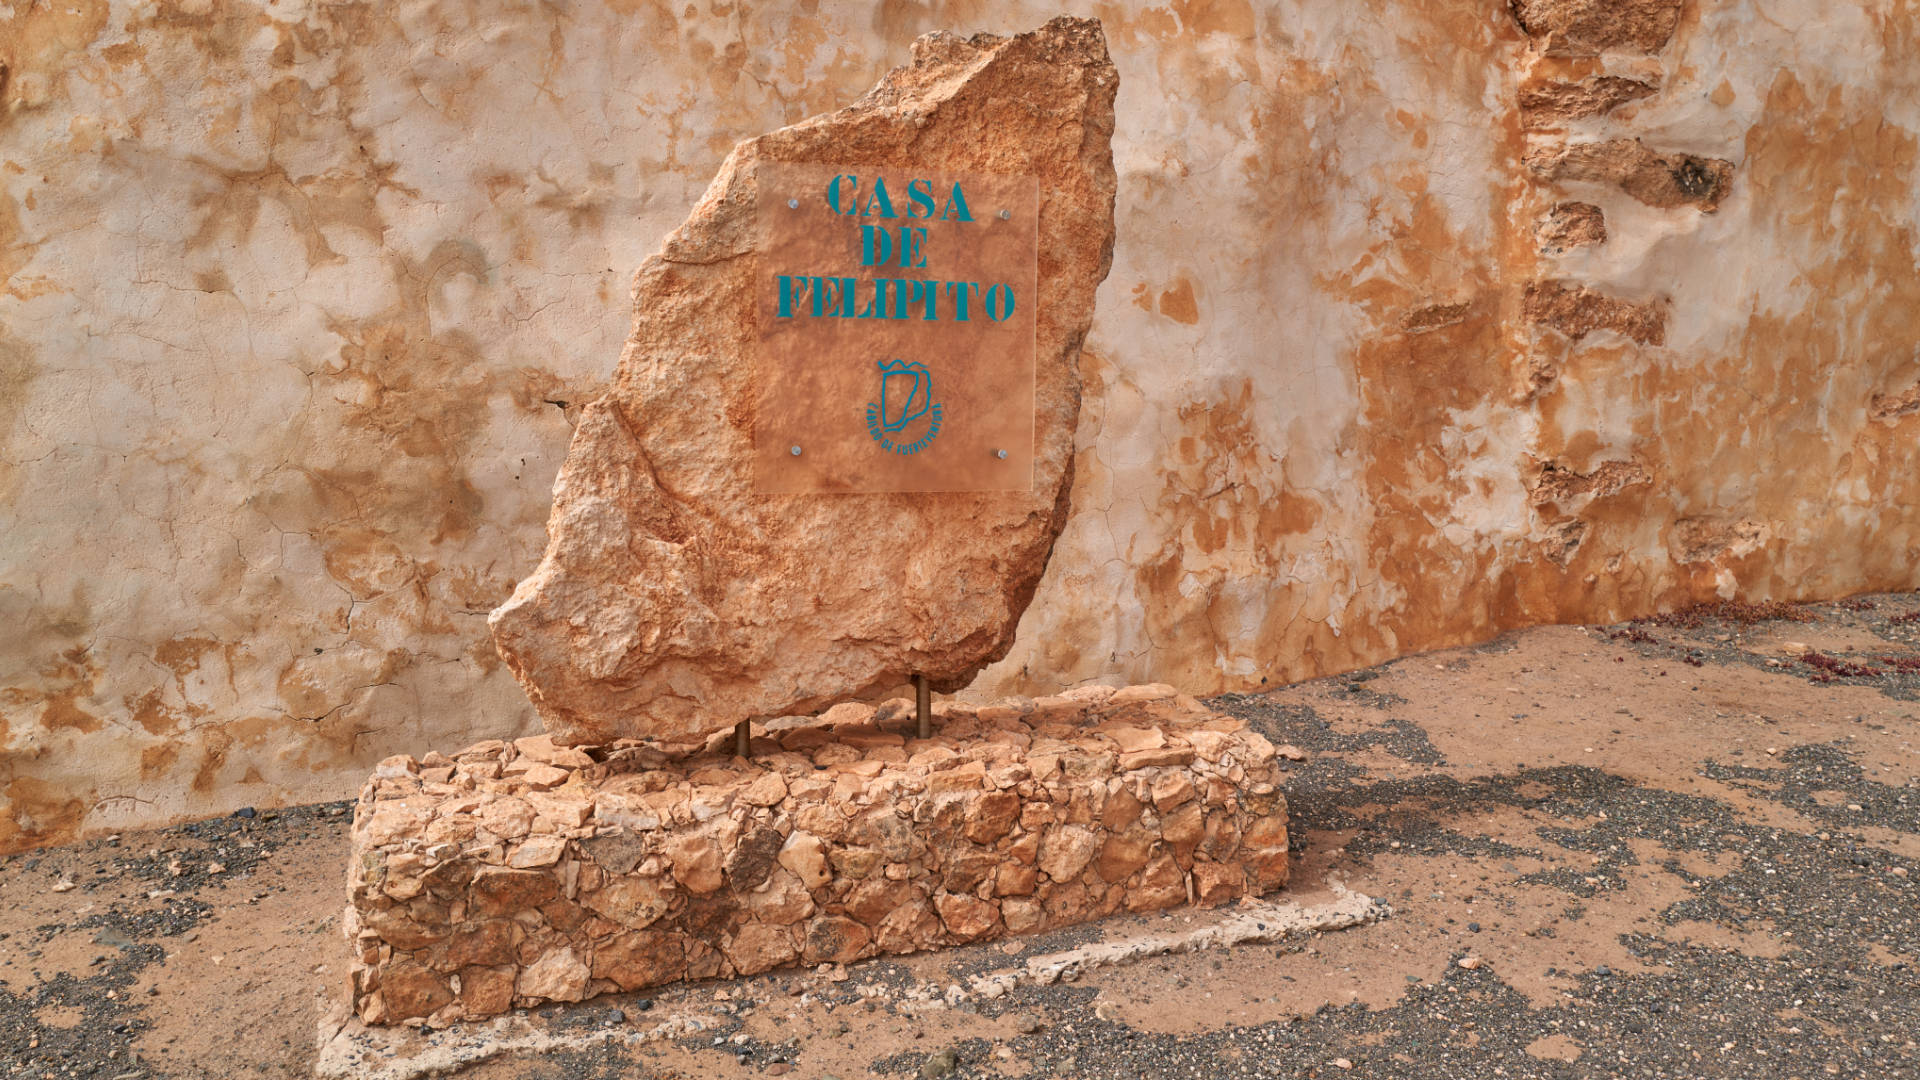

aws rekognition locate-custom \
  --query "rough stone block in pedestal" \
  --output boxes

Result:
[344,686,1289,1024]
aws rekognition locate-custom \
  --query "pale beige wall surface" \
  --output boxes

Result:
[2,0,1915,850]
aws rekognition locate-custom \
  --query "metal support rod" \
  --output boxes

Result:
[734,719,751,759]
[915,674,932,740]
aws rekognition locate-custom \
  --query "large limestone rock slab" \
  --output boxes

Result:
[344,686,1288,1024]
[488,19,1117,744]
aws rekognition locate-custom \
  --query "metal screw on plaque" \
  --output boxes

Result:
[995,449,1008,460]
[997,209,1011,220]
[787,199,799,209]
[790,445,802,456]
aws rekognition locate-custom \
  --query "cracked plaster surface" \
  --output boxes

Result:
[2,0,1918,849]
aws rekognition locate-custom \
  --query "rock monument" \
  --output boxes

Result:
[488,16,1119,746]
[345,18,1293,1026]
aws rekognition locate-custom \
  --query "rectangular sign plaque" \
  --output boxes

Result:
[755,161,1038,493]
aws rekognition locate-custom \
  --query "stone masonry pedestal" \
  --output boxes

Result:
[345,685,1288,1025]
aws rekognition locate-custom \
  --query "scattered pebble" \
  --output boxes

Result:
[919,1047,958,1079]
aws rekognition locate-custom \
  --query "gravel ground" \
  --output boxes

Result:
[0,802,352,1079]
[2,592,1916,1079]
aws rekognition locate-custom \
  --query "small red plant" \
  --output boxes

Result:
[1801,651,1881,679]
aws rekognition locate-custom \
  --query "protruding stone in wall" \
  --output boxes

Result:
[1537,520,1588,566]
[1519,75,1659,128]
[343,687,1291,1025]
[1400,301,1475,335]
[1535,202,1608,254]
[1524,457,1654,567]
[1526,139,1734,212]
[1870,382,1920,422]
[1672,518,1773,564]
[1526,458,1654,510]
[1508,0,1686,56]
[1523,280,1668,345]
[487,18,1119,745]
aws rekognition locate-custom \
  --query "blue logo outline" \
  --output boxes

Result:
[875,358,931,432]
[866,358,943,456]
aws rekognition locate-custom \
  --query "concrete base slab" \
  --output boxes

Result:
[317,888,1379,1080]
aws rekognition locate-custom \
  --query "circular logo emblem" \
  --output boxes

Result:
[866,358,943,455]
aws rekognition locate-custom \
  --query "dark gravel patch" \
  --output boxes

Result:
[1213,695,1446,766]
[0,800,351,1080]
[860,665,1920,1080]
[866,732,1919,1079]
[1596,591,1920,702]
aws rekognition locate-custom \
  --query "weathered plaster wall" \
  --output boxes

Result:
[2,0,1915,850]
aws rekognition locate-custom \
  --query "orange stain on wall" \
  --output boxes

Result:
[1157,277,1200,324]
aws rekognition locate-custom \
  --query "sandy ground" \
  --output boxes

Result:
[4,593,1918,1079]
